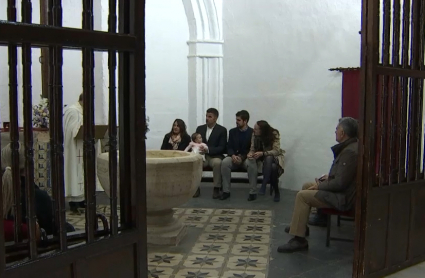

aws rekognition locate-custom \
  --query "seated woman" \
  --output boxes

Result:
[2,143,74,240]
[160,119,191,151]
[247,120,284,202]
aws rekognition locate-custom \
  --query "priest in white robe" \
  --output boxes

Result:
[63,94,102,213]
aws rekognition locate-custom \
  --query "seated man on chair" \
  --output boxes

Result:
[220,110,255,200]
[277,117,358,253]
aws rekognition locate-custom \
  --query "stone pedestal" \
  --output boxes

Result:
[97,150,203,246]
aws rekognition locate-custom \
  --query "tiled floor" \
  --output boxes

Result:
[71,183,356,277]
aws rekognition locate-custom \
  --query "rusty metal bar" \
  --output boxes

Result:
[21,0,38,259]
[377,0,392,186]
[108,0,119,236]
[390,0,402,185]
[0,21,137,51]
[397,0,411,182]
[82,0,97,243]
[407,0,421,181]
[8,0,23,243]
[118,0,132,229]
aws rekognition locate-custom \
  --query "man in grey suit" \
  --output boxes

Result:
[193,108,227,199]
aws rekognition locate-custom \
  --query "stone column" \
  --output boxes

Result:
[183,0,224,130]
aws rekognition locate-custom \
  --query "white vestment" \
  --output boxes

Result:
[63,102,102,202]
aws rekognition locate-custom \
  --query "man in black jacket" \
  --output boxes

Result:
[220,110,256,200]
[194,108,227,199]
[278,117,358,253]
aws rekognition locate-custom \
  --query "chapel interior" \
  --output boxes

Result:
[0,0,425,278]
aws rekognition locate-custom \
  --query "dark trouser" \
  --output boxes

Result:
[262,156,279,190]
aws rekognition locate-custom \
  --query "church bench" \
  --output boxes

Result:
[321,208,355,247]
[201,165,263,184]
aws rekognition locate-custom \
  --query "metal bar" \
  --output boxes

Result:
[377,0,392,187]
[21,0,38,259]
[52,0,68,250]
[397,0,411,182]
[391,0,402,185]
[407,0,420,181]
[417,0,425,177]
[0,99,4,274]
[0,21,136,51]
[82,0,97,243]
[130,0,148,276]
[118,0,132,229]
[376,66,425,78]
[108,0,119,236]
[8,0,23,243]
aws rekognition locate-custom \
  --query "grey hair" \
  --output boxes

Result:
[338,117,358,138]
[1,143,25,218]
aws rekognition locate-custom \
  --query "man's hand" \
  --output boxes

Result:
[199,145,207,154]
[308,181,319,190]
[247,152,254,159]
[234,155,242,165]
[318,174,328,182]
[253,152,264,159]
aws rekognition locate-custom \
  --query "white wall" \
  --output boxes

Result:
[145,0,189,149]
[223,0,361,190]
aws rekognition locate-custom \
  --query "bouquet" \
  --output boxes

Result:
[33,97,49,128]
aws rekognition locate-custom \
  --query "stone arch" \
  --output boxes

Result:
[182,0,224,129]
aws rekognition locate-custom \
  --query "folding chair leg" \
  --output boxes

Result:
[326,214,331,247]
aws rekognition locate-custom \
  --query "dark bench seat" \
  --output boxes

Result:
[201,165,263,184]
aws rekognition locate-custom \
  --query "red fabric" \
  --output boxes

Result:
[4,220,29,242]
[341,70,361,119]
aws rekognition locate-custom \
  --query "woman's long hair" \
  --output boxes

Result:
[257,120,279,148]
[168,119,188,138]
[2,143,25,218]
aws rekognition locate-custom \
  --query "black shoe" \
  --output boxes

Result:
[273,187,280,202]
[247,194,257,201]
[78,201,87,209]
[193,187,200,198]
[219,192,231,200]
[212,187,221,199]
[284,226,310,237]
[259,184,266,195]
[277,237,309,253]
[308,213,328,227]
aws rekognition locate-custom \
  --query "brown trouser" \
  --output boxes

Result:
[289,182,331,237]
[203,155,223,188]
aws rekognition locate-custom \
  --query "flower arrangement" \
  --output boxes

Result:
[33,97,49,128]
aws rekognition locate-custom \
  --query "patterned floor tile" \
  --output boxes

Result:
[226,256,268,271]
[221,270,266,278]
[174,269,220,278]
[184,208,215,215]
[241,217,271,225]
[147,266,174,278]
[174,208,185,215]
[243,210,272,217]
[205,223,238,233]
[235,234,270,244]
[148,253,184,267]
[238,224,271,234]
[209,216,241,224]
[180,215,211,223]
[230,244,269,256]
[191,242,231,255]
[183,255,226,269]
[214,209,244,216]
[198,232,235,243]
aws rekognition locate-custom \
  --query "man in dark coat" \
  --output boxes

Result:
[193,108,227,199]
[220,110,255,200]
[277,117,358,253]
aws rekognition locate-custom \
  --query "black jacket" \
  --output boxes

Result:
[160,133,191,151]
[196,124,227,158]
[227,127,253,160]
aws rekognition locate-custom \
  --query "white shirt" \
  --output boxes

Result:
[206,124,215,141]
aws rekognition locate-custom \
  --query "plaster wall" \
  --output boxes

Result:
[222,0,362,190]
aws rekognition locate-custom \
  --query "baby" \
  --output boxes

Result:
[184,133,208,161]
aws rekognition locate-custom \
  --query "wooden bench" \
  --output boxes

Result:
[201,165,264,184]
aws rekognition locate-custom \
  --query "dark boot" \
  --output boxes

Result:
[277,237,309,253]
[69,202,80,214]
[284,226,310,237]
[219,192,231,200]
[193,187,200,198]
[212,187,221,199]
[308,209,327,227]
[247,194,257,201]
[273,183,280,202]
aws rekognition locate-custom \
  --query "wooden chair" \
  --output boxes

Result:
[321,208,355,247]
